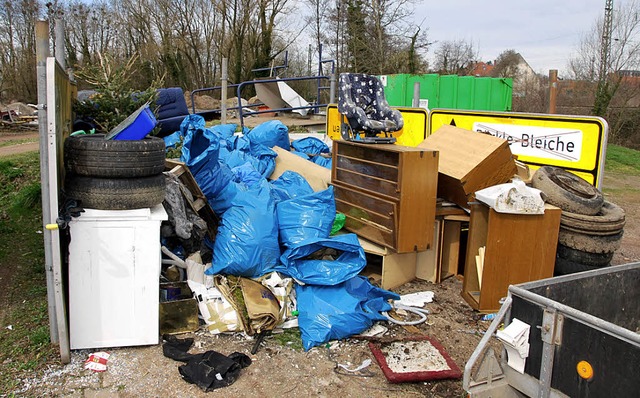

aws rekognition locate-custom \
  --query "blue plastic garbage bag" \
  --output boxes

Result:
[180,114,206,137]
[247,120,290,150]
[277,234,366,285]
[180,120,218,175]
[231,163,263,188]
[270,171,314,203]
[291,137,330,155]
[311,155,332,169]
[221,144,276,178]
[210,123,237,140]
[163,131,182,149]
[225,134,251,152]
[296,276,400,350]
[207,179,280,278]
[180,125,235,204]
[276,186,335,247]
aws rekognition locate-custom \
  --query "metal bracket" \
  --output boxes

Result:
[553,314,564,346]
[539,309,563,346]
[540,309,557,344]
[37,103,47,110]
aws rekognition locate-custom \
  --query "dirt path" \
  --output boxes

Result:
[0,141,39,157]
[0,130,39,157]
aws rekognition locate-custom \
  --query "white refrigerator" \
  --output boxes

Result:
[68,204,167,350]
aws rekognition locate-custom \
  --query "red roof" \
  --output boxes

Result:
[470,62,494,77]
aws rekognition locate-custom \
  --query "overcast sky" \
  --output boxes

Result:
[414,0,627,76]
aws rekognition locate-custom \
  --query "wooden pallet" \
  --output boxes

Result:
[165,159,219,240]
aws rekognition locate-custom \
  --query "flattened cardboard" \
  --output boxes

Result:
[270,146,331,192]
[418,125,516,208]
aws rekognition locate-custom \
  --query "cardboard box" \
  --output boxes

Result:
[418,125,516,208]
[159,282,200,335]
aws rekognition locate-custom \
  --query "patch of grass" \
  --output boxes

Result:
[0,151,57,395]
[12,182,41,211]
[271,328,303,351]
[605,144,640,175]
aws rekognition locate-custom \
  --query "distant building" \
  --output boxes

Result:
[470,61,494,77]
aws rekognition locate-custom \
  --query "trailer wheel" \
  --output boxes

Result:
[532,166,603,215]
[554,256,604,276]
[558,228,623,254]
[64,173,166,210]
[556,244,613,267]
[64,134,166,178]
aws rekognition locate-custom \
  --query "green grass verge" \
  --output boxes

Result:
[605,144,640,175]
[0,152,57,395]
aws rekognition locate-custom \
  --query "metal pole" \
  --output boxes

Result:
[36,19,58,344]
[548,69,558,114]
[412,82,421,108]
[221,58,228,124]
[329,73,336,105]
[54,18,65,69]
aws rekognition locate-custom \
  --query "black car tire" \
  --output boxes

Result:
[64,134,166,178]
[64,173,166,210]
[558,228,623,254]
[532,166,603,215]
[556,243,614,267]
[560,201,625,232]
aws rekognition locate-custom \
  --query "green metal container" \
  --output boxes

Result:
[379,73,512,112]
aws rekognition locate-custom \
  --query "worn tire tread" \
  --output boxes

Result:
[64,134,166,178]
[64,173,166,210]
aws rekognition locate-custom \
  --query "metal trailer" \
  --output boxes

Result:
[464,262,640,398]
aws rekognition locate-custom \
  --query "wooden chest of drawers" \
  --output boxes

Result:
[331,140,438,253]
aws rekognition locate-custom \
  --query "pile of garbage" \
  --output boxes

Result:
[0,102,38,128]
[160,115,400,351]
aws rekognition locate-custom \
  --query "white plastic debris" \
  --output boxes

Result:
[496,318,531,373]
[397,291,435,307]
[475,178,545,214]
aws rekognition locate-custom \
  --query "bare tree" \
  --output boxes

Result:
[433,39,477,75]
[568,0,640,118]
[336,0,429,74]
[0,0,42,102]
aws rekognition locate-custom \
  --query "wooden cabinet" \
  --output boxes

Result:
[331,140,438,253]
[462,202,561,312]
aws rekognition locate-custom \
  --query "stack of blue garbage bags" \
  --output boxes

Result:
[164,115,399,350]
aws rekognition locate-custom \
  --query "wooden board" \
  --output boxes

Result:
[165,159,219,239]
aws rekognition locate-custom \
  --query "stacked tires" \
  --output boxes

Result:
[532,166,625,275]
[63,134,166,210]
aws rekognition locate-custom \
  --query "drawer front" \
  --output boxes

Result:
[335,155,399,182]
[334,166,399,200]
[335,142,400,167]
[333,183,397,250]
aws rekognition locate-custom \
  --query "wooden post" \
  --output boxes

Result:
[548,69,558,114]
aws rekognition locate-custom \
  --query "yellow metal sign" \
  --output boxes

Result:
[325,104,428,147]
[429,109,608,188]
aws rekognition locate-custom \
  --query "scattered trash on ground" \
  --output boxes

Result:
[83,352,110,372]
